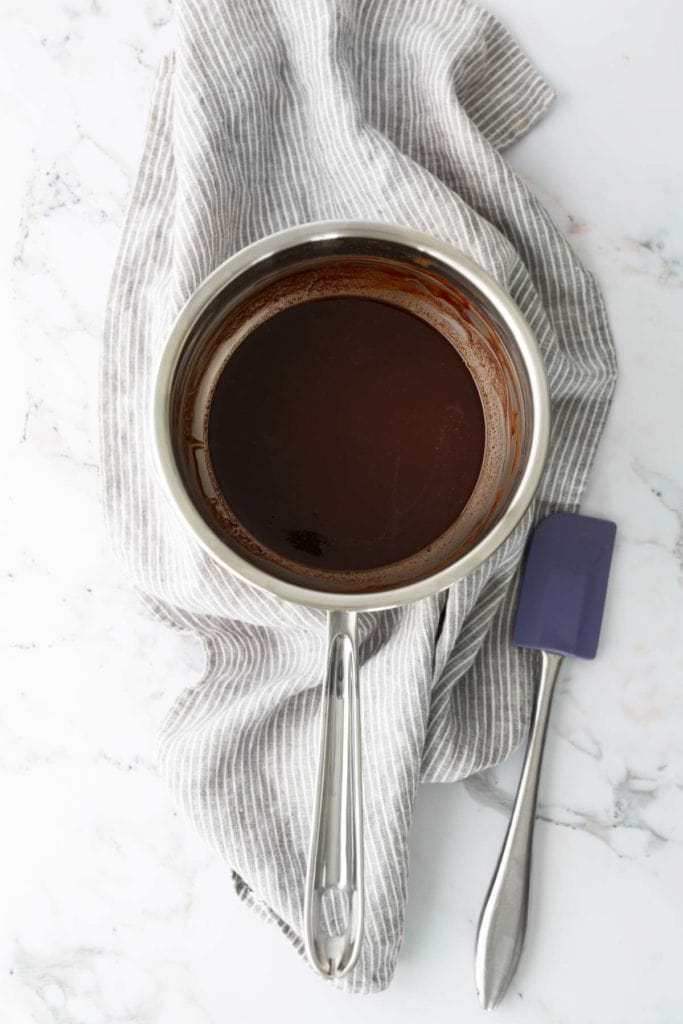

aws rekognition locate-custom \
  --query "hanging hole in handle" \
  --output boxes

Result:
[321,886,350,938]
[310,886,362,977]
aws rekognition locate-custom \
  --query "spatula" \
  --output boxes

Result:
[475,512,616,1009]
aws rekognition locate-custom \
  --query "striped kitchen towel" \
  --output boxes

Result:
[101,0,616,993]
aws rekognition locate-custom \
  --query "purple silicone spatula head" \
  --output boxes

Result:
[513,512,616,659]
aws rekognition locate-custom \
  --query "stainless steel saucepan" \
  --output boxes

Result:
[151,221,550,980]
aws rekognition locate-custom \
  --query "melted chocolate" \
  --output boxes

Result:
[207,296,485,574]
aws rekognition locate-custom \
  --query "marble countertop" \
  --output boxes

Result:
[2,1,682,1021]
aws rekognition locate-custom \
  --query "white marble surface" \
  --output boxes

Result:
[1,1,682,1021]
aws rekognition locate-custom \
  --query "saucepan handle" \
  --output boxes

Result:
[303,609,364,978]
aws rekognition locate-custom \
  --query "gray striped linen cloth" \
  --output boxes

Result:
[101,0,616,993]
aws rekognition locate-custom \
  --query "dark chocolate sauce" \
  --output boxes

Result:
[207,297,485,574]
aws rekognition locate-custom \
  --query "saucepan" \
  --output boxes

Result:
[151,221,550,980]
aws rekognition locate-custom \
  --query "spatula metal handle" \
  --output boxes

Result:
[304,610,364,979]
[475,650,563,1009]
